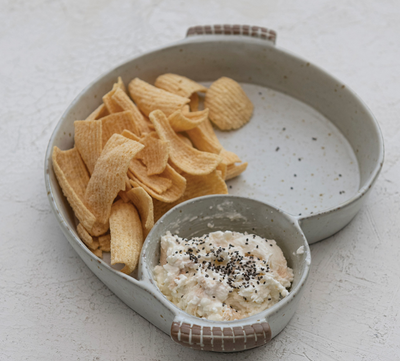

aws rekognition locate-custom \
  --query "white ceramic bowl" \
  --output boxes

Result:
[45,25,383,352]
[140,195,310,352]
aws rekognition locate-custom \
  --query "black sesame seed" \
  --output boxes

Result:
[275,147,280,152]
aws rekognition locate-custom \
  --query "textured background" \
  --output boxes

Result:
[1,0,399,360]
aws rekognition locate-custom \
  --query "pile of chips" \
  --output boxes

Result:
[52,74,253,275]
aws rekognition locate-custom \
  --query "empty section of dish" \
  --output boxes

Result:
[214,83,360,217]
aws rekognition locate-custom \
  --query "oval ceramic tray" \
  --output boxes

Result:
[45,25,384,352]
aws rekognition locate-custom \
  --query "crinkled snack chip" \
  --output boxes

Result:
[216,162,227,180]
[129,78,190,117]
[118,176,132,204]
[205,77,253,130]
[90,220,109,237]
[85,134,144,225]
[126,187,154,238]
[136,133,169,175]
[155,73,207,98]
[74,119,102,175]
[102,77,126,114]
[110,200,143,274]
[153,169,228,222]
[98,234,111,252]
[92,248,103,258]
[129,158,173,194]
[176,133,193,148]
[226,162,248,180]
[86,103,109,121]
[168,108,209,132]
[220,149,242,165]
[77,223,99,251]
[186,117,223,154]
[150,110,221,175]
[112,87,152,135]
[101,110,140,147]
[189,93,199,112]
[121,129,140,142]
[129,164,186,203]
[219,149,248,180]
[52,147,96,232]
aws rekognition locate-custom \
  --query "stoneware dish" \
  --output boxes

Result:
[44,25,384,352]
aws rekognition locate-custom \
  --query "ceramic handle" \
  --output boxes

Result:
[186,25,277,44]
[171,320,271,352]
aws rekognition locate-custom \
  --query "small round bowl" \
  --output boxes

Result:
[139,195,310,352]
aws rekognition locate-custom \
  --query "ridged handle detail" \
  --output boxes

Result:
[186,24,277,44]
[171,321,272,352]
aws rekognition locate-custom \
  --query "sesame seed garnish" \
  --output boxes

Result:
[160,232,292,313]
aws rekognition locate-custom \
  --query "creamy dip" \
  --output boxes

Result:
[153,231,293,321]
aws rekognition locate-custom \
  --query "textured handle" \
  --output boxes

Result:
[171,321,272,352]
[186,24,277,44]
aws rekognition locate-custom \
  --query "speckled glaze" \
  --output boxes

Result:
[44,25,383,352]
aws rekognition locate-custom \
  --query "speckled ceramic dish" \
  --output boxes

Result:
[45,25,383,352]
